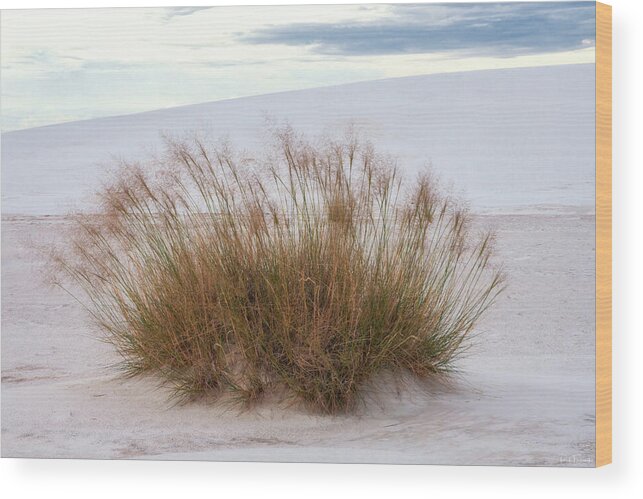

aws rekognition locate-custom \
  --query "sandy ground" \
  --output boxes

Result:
[1,212,595,466]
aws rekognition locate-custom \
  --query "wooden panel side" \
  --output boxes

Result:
[596,1,612,467]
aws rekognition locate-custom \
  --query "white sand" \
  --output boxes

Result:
[1,212,595,465]
[2,64,595,215]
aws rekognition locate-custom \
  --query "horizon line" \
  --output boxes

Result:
[2,61,593,135]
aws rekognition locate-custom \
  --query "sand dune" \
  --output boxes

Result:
[2,64,595,215]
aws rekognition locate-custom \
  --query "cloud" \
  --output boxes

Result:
[241,2,595,57]
[165,7,213,20]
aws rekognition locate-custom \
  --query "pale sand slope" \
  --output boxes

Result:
[1,212,595,466]
[2,64,594,215]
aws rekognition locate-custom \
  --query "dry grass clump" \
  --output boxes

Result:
[56,130,504,413]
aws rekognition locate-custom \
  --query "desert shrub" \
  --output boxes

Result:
[56,129,504,413]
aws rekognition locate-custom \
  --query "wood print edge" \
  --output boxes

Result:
[596,1,612,467]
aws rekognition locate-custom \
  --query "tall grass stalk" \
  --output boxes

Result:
[56,130,504,413]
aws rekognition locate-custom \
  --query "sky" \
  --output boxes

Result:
[0,2,596,131]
